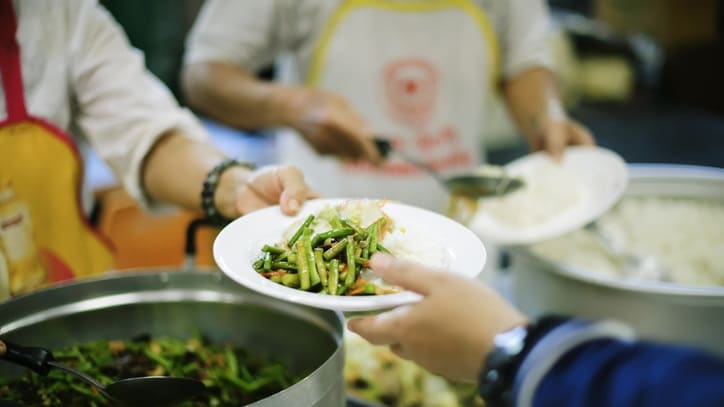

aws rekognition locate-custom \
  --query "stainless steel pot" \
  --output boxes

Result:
[0,269,345,406]
[510,164,724,355]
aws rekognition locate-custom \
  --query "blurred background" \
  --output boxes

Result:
[75,2,724,406]
[87,0,724,274]
[97,0,724,170]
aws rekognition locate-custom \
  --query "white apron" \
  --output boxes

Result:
[278,0,500,213]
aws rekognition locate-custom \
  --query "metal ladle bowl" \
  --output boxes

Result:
[373,137,525,199]
[0,339,206,406]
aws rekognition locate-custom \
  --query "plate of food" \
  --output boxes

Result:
[214,199,486,311]
[460,146,628,246]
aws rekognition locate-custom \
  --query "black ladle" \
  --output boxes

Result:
[0,339,206,406]
[373,137,524,198]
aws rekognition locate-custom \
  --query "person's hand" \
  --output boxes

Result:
[214,164,318,218]
[526,115,594,161]
[281,87,382,164]
[347,253,527,382]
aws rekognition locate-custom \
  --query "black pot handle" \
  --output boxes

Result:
[0,339,53,375]
[183,218,219,271]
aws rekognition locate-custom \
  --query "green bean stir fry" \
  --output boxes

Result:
[254,203,399,296]
[0,334,302,407]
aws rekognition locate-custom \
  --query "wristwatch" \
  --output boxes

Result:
[201,158,255,226]
[478,316,569,407]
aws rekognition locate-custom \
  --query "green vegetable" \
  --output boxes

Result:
[323,239,347,261]
[287,215,314,247]
[0,335,302,406]
[261,244,285,255]
[328,259,339,295]
[253,203,399,296]
[368,222,379,254]
[311,227,354,247]
[281,273,300,287]
[295,240,311,290]
[314,248,328,286]
[303,228,321,287]
[345,236,357,287]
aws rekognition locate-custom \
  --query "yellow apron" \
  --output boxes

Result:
[0,0,114,296]
[278,0,500,212]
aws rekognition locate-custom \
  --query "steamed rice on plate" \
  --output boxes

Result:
[456,147,627,246]
[473,161,584,229]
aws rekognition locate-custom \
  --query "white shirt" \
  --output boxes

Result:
[185,0,552,84]
[0,0,207,208]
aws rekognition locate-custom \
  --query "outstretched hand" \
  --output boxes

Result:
[215,164,318,219]
[347,253,527,382]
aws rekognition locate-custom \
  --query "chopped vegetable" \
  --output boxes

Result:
[0,334,303,406]
[253,201,400,296]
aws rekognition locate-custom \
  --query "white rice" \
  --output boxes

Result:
[532,196,724,286]
[477,161,583,229]
[382,226,448,270]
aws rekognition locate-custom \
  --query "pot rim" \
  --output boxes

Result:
[513,163,724,298]
[627,163,724,180]
[1,269,345,337]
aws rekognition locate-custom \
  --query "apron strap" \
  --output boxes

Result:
[0,0,28,121]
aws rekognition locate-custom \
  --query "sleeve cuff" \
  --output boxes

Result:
[513,320,636,407]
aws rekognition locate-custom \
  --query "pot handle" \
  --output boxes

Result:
[183,217,218,271]
[0,339,53,375]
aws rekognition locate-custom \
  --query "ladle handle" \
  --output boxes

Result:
[0,339,53,375]
[372,136,447,185]
[372,137,392,158]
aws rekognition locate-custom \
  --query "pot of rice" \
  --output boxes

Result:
[509,164,724,355]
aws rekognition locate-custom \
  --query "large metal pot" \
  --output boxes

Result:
[510,164,724,355]
[0,269,345,406]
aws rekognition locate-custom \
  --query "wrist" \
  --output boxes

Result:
[478,315,569,407]
[271,85,308,128]
[525,95,567,137]
[201,159,254,225]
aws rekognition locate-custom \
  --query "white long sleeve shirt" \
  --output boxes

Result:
[0,0,207,208]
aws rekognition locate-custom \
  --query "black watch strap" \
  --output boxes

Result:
[478,315,569,407]
[201,158,254,226]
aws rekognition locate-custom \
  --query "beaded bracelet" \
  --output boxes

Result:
[201,158,254,226]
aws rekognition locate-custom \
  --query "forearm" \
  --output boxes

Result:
[503,68,565,141]
[505,321,724,407]
[532,340,724,407]
[141,130,229,211]
[181,62,296,130]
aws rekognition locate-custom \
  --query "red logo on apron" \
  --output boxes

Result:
[383,59,438,128]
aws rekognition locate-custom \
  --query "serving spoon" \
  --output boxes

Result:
[0,339,206,406]
[373,137,524,199]
[585,222,671,282]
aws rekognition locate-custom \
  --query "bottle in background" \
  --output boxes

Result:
[0,179,46,294]
[0,248,9,301]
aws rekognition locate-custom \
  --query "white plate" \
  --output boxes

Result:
[214,199,486,311]
[469,146,628,246]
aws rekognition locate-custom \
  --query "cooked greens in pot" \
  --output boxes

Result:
[0,334,303,406]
